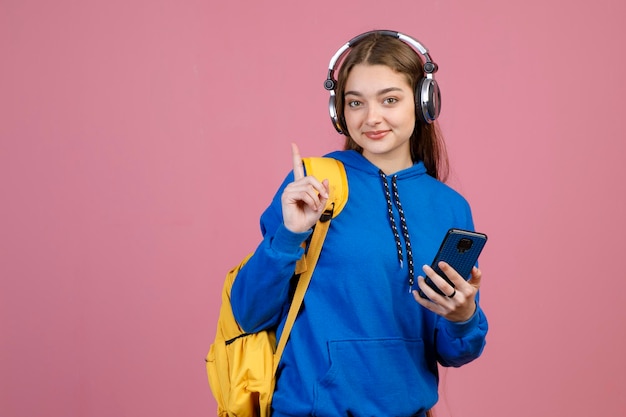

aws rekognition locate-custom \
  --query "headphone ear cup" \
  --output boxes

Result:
[328,93,345,134]
[339,115,348,135]
[416,77,441,124]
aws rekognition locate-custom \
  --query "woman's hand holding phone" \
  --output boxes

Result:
[413,262,482,323]
[412,229,487,322]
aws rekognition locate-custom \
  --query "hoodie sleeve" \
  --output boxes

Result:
[230,172,313,333]
[433,193,488,367]
[434,299,488,367]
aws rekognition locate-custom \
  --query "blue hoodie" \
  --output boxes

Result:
[231,150,488,417]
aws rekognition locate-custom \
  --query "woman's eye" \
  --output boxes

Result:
[384,97,398,105]
[347,100,362,108]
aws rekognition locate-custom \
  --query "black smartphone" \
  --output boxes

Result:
[419,228,488,298]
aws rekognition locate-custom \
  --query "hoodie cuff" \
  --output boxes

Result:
[270,223,312,256]
[443,303,481,338]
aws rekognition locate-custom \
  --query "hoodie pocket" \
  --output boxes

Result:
[313,338,436,417]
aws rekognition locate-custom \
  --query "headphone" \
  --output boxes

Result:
[323,30,441,135]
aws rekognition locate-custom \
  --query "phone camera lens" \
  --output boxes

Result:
[457,238,473,253]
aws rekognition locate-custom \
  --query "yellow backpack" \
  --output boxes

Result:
[205,157,348,417]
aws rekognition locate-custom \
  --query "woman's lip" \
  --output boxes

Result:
[364,130,390,140]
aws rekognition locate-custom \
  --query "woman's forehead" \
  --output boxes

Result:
[345,64,411,92]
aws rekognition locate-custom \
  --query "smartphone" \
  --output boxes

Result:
[419,228,488,298]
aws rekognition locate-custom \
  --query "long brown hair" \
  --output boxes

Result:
[335,32,449,182]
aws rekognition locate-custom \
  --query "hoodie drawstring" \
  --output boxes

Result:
[379,170,416,292]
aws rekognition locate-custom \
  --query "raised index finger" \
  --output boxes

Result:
[291,143,305,180]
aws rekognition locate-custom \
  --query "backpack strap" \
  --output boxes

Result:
[273,157,348,374]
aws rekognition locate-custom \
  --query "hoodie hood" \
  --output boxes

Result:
[325,149,428,179]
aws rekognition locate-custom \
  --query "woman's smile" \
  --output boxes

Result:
[364,130,390,140]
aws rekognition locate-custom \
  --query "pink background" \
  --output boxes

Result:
[1,0,625,416]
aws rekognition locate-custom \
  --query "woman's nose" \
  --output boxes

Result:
[366,105,382,125]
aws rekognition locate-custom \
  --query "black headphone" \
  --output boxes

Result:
[323,30,441,135]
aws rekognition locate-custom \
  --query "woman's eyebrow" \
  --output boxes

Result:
[344,87,404,97]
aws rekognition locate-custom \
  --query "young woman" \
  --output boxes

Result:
[230,30,488,417]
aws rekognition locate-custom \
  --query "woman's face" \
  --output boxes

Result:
[343,64,416,173]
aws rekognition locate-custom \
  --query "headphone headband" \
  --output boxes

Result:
[324,30,441,134]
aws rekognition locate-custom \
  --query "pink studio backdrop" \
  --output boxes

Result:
[1,0,625,416]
